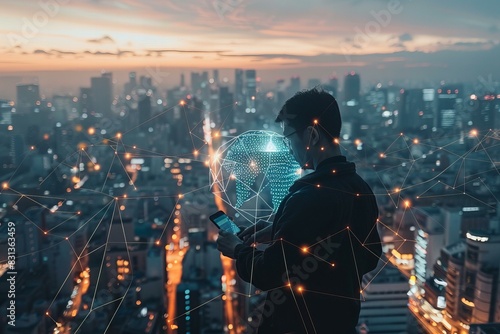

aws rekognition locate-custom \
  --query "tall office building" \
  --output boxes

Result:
[436,84,463,130]
[413,207,445,285]
[213,69,219,85]
[16,84,40,113]
[358,260,410,334]
[470,94,497,133]
[90,72,113,116]
[234,69,244,104]
[323,76,338,98]
[245,69,256,112]
[395,89,425,131]
[138,91,152,131]
[0,99,13,128]
[176,282,201,333]
[219,86,234,126]
[344,72,361,107]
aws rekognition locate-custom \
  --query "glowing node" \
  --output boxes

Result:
[43,231,48,235]
[125,153,131,159]
[1,182,8,189]
[413,138,419,144]
[313,119,318,124]
[116,132,122,139]
[178,194,184,199]
[470,129,478,137]
[179,100,186,106]
[331,263,335,267]
[302,247,308,253]
[334,138,339,144]
[193,150,199,156]
[316,184,320,188]
[332,170,336,173]
[297,286,303,292]
[320,147,324,151]
[65,237,68,240]
[404,200,411,208]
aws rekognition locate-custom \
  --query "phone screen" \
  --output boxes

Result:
[210,211,241,234]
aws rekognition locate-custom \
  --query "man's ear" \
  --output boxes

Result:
[307,126,320,146]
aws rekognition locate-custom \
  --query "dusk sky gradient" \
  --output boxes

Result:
[1,0,499,94]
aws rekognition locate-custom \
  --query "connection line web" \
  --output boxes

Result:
[1,97,498,334]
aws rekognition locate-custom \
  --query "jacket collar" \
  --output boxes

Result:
[289,155,356,192]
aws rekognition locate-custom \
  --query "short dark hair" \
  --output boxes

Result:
[275,87,342,139]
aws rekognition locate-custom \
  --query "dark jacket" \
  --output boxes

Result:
[234,156,381,333]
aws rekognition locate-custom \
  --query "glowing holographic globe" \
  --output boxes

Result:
[209,130,301,222]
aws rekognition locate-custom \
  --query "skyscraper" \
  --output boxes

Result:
[234,69,244,103]
[245,69,256,112]
[344,72,360,106]
[395,89,425,131]
[138,92,152,131]
[90,73,113,116]
[323,76,338,98]
[218,86,234,126]
[470,94,497,133]
[0,100,13,128]
[16,84,40,113]
[436,84,463,130]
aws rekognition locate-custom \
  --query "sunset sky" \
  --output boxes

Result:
[1,0,499,92]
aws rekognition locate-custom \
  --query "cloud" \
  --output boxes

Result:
[399,33,413,42]
[33,50,51,55]
[87,35,115,44]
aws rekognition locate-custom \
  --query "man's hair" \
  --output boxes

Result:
[275,87,342,139]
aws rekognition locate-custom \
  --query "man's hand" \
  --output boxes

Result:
[216,230,244,259]
[238,220,272,245]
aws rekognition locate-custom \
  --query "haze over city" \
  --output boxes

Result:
[1,0,500,97]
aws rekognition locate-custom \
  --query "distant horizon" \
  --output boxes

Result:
[0,63,497,101]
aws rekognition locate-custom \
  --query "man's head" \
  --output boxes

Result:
[275,87,342,169]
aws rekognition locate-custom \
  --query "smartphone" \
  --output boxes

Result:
[209,210,241,234]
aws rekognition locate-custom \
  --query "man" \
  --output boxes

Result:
[217,88,381,333]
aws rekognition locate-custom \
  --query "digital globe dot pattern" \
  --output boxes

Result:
[210,130,301,222]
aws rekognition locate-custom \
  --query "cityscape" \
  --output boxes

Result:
[1,1,500,334]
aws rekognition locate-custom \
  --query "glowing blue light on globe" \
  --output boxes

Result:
[209,130,301,222]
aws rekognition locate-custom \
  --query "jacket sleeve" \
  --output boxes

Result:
[234,190,336,291]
